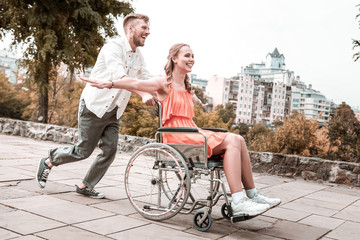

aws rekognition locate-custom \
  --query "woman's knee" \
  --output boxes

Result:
[223,134,242,148]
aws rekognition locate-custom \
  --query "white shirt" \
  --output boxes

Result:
[81,36,150,119]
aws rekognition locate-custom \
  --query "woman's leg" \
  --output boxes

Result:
[212,133,255,193]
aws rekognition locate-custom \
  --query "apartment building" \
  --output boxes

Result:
[0,49,18,84]
[206,48,332,125]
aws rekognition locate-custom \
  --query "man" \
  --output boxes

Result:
[36,13,152,198]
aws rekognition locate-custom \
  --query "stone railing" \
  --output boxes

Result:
[1,117,359,187]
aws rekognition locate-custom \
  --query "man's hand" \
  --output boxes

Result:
[78,75,111,89]
[142,93,155,106]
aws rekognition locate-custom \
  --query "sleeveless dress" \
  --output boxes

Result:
[160,84,229,158]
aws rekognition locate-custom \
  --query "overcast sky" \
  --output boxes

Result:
[1,0,360,107]
[128,0,360,108]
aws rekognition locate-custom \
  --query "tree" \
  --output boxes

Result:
[0,73,30,119]
[193,86,207,104]
[353,4,360,61]
[274,112,319,156]
[120,95,158,138]
[193,106,228,129]
[215,102,236,124]
[327,102,360,162]
[246,123,276,152]
[0,0,133,123]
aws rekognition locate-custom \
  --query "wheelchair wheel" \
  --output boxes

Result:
[221,203,231,220]
[161,158,221,210]
[125,143,191,221]
[193,210,212,232]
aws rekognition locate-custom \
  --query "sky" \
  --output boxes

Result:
[1,0,360,107]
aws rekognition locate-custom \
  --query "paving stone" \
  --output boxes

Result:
[185,218,238,239]
[0,186,39,201]
[35,226,112,240]
[258,220,330,240]
[264,206,311,222]
[128,211,194,231]
[74,215,149,235]
[108,223,207,240]
[332,205,360,223]
[221,230,284,240]
[281,198,339,216]
[9,235,44,239]
[299,214,345,229]
[0,210,64,235]
[306,190,359,205]
[0,227,20,239]
[325,221,360,240]
[91,199,138,215]
[0,204,15,214]
[0,195,114,224]
[1,134,360,239]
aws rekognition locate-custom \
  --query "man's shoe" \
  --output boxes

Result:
[231,197,270,217]
[250,192,281,208]
[36,158,51,188]
[75,185,105,199]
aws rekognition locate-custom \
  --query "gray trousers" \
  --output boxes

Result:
[48,99,120,190]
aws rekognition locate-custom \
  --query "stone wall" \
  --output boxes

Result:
[1,117,359,187]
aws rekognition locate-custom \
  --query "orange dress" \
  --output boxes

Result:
[160,84,229,158]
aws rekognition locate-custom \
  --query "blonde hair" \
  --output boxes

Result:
[123,13,149,33]
[164,43,192,93]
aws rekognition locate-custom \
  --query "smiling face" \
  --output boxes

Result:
[128,19,150,49]
[173,46,195,73]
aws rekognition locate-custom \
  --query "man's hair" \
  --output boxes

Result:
[123,13,149,32]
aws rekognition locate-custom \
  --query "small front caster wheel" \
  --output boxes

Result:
[193,210,212,232]
[221,203,231,220]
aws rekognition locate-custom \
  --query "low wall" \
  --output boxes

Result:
[1,118,359,187]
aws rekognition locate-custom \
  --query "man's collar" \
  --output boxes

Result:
[124,37,137,54]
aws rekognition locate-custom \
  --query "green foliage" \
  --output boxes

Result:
[193,106,228,129]
[0,0,133,122]
[327,102,360,162]
[20,69,85,127]
[0,73,30,119]
[215,103,236,129]
[193,86,207,104]
[247,123,276,152]
[120,95,158,138]
[274,112,319,155]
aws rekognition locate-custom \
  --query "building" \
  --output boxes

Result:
[0,49,18,84]
[206,48,333,125]
[291,83,331,125]
[190,74,208,91]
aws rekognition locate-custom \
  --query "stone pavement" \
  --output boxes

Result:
[0,134,359,240]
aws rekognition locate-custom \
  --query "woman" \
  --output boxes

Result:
[80,43,281,216]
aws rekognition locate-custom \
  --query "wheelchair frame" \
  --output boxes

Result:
[124,100,252,231]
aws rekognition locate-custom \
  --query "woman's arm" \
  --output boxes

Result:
[191,92,207,108]
[79,75,167,94]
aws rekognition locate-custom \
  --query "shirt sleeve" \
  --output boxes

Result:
[103,40,127,81]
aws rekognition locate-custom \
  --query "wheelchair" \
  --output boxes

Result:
[124,100,254,231]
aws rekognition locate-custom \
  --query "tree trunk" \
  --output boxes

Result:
[37,64,50,123]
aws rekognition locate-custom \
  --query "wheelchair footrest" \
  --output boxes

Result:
[231,214,254,223]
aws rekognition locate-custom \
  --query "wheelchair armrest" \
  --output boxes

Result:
[201,128,228,132]
[157,127,199,133]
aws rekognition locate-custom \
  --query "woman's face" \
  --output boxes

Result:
[174,46,195,73]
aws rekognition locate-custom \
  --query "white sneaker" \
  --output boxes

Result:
[231,197,270,217]
[250,192,281,207]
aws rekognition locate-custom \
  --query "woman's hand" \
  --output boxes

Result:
[78,75,112,89]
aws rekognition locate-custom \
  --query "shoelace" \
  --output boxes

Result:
[41,168,50,181]
[84,187,98,195]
